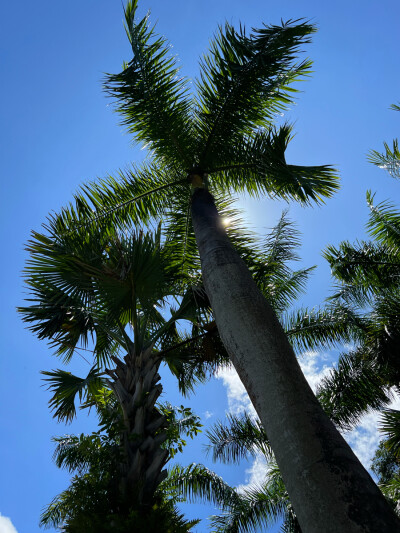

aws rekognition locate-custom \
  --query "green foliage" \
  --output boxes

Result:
[372,440,400,484]
[316,349,392,430]
[41,367,106,423]
[206,413,272,464]
[367,104,400,179]
[201,414,302,532]
[40,394,200,532]
[159,403,202,457]
[318,115,400,430]
[50,0,338,254]
[105,0,195,168]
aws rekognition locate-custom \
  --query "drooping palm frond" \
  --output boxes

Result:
[161,463,239,509]
[57,162,187,236]
[206,413,272,464]
[209,126,339,205]
[51,433,119,475]
[316,350,392,430]
[104,0,196,168]
[210,461,296,533]
[324,239,400,294]
[41,367,106,423]
[366,192,400,249]
[380,409,400,458]
[283,305,365,353]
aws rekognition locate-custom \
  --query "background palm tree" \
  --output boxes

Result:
[43,2,400,529]
[316,104,400,430]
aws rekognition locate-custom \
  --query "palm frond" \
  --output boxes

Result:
[210,471,288,533]
[161,463,239,509]
[195,20,315,166]
[366,192,400,248]
[104,0,195,167]
[283,305,365,353]
[380,410,400,458]
[316,350,391,430]
[324,239,400,292]
[42,367,106,423]
[48,161,186,238]
[368,140,400,180]
[210,126,339,205]
[206,413,272,464]
[52,433,118,475]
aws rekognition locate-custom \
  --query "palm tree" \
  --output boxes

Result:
[317,104,400,430]
[40,392,200,532]
[19,220,213,523]
[43,3,400,529]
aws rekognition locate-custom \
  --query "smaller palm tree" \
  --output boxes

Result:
[40,391,200,532]
[19,219,215,521]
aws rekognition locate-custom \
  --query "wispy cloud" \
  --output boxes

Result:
[215,365,255,416]
[236,453,269,493]
[0,514,18,533]
[216,351,397,492]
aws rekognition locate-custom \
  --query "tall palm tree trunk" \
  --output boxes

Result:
[191,187,400,533]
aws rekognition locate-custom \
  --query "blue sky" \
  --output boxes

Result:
[1,0,400,531]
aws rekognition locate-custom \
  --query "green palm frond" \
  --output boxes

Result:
[52,433,118,475]
[42,367,106,423]
[367,101,399,179]
[368,140,400,179]
[206,413,272,464]
[324,239,400,292]
[211,464,289,533]
[104,0,195,167]
[161,463,239,509]
[195,20,315,165]
[162,324,230,396]
[57,162,187,235]
[210,126,339,204]
[380,410,400,458]
[283,305,365,353]
[366,192,400,248]
[267,267,313,314]
[316,350,391,429]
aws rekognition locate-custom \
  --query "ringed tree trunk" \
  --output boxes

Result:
[191,185,400,533]
[106,344,169,509]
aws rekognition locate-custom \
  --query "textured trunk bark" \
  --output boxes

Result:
[191,187,400,533]
[108,345,168,507]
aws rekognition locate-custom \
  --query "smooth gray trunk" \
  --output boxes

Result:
[191,187,400,533]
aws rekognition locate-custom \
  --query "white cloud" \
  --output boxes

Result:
[298,350,333,393]
[236,453,269,492]
[0,514,18,533]
[203,410,214,420]
[217,351,399,487]
[345,393,400,469]
[215,365,256,416]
